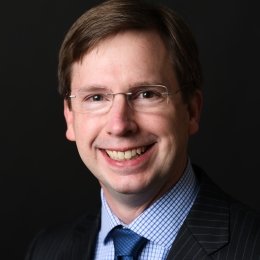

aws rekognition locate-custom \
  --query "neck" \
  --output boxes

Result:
[102,157,188,224]
[102,176,181,224]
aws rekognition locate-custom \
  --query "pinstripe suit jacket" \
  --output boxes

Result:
[25,166,260,259]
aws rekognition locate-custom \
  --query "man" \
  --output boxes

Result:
[26,0,260,259]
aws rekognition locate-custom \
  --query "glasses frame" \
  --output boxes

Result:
[67,84,182,114]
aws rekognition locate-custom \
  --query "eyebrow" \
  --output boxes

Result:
[130,81,165,88]
[77,85,108,92]
[76,81,166,92]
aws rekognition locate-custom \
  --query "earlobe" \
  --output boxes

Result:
[188,90,203,135]
[64,100,76,141]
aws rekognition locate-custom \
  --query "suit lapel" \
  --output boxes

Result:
[76,213,100,259]
[60,213,100,260]
[167,167,230,259]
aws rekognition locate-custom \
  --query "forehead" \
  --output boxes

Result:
[71,30,177,90]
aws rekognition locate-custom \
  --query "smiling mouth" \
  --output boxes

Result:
[106,146,150,161]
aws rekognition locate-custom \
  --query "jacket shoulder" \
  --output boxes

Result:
[193,165,260,258]
[25,212,100,260]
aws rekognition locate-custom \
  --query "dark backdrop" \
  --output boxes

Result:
[1,0,259,259]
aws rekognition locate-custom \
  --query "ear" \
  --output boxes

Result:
[64,100,76,141]
[188,90,203,135]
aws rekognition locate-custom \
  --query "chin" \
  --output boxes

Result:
[111,180,147,195]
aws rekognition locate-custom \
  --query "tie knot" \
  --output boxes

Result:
[110,226,148,259]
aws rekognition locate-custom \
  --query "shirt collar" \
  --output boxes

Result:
[99,159,199,248]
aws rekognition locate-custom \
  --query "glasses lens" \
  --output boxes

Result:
[71,88,112,113]
[70,85,169,114]
[130,85,168,112]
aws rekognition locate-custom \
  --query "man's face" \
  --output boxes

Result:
[64,30,201,202]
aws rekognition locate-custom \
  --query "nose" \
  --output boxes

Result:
[105,94,138,136]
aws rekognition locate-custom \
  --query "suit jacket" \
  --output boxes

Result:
[25,166,260,259]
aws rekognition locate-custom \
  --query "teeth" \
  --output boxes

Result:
[106,147,147,161]
[131,149,136,157]
[136,148,141,155]
[118,151,124,160]
[124,150,132,159]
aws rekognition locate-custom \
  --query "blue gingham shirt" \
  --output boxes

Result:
[94,160,199,259]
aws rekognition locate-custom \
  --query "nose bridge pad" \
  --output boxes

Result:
[110,92,132,111]
[166,95,169,104]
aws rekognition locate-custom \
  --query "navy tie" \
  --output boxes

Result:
[110,226,148,260]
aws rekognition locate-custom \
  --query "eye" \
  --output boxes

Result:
[91,94,103,102]
[82,93,106,102]
[141,90,157,98]
[133,88,162,99]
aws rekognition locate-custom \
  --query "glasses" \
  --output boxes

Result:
[68,84,181,114]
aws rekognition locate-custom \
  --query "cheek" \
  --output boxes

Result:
[139,112,177,154]
[73,116,101,150]
[73,118,102,170]
[154,107,191,169]
[154,105,191,148]
[144,108,187,136]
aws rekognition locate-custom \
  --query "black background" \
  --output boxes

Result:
[1,0,260,259]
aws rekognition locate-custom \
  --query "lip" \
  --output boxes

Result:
[99,143,156,170]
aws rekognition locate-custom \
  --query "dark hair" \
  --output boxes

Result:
[58,0,202,103]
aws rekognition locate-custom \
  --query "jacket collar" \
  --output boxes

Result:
[167,165,229,258]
